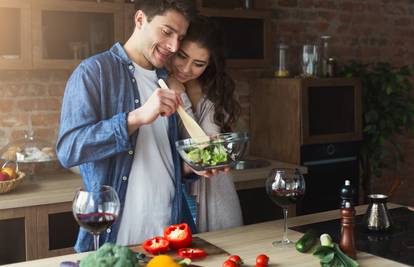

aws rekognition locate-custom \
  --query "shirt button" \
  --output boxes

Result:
[128,150,133,155]
[122,176,128,181]
[132,78,135,83]
[134,99,139,104]
[106,228,111,234]
[128,65,133,70]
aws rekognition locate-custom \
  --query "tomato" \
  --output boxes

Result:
[228,255,243,265]
[142,236,170,255]
[164,223,192,249]
[256,254,269,266]
[177,248,206,260]
[222,259,239,267]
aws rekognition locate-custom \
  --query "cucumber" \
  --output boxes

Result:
[295,229,318,253]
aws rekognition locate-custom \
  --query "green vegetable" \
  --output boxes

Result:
[320,233,334,247]
[295,229,318,253]
[186,143,228,166]
[313,239,359,267]
[80,243,140,267]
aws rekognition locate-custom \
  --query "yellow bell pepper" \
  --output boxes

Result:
[146,255,191,267]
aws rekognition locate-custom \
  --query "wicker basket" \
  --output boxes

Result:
[0,172,25,194]
[0,160,24,194]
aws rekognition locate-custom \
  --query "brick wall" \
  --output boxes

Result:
[0,70,69,148]
[0,0,413,204]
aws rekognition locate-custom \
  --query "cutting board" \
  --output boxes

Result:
[131,236,229,259]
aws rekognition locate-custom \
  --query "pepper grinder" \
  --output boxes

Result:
[340,179,354,208]
[340,201,357,259]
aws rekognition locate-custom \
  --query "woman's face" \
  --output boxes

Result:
[171,41,210,83]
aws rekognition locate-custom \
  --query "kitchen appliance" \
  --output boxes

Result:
[251,78,362,214]
[364,194,392,231]
[291,207,414,266]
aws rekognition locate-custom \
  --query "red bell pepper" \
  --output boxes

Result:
[177,248,206,260]
[164,223,192,249]
[142,236,170,255]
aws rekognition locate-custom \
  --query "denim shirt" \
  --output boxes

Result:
[56,43,196,252]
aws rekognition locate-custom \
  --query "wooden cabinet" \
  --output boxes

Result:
[196,0,271,68]
[32,0,124,69]
[0,0,32,69]
[0,202,77,265]
[250,78,362,164]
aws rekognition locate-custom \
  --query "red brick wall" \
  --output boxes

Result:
[0,70,69,149]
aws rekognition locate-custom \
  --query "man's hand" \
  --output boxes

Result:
[127,88,182,134]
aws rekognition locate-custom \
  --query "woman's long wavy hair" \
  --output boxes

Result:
[184,16,241,132]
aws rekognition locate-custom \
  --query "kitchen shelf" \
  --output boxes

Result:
[32,0,124,69]
[0,0,32,70]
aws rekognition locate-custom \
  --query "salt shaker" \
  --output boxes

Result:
[339,201,357,259]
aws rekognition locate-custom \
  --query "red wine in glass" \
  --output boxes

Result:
[268,188,305,208]
[75,212,118,234]
[72,185,120,251]
[265,168,306,246]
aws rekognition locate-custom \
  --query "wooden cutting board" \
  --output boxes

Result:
[130,236,229,259]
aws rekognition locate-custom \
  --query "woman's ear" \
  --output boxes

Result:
[134,10,146,30]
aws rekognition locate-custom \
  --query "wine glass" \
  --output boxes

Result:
[72,185,120,250]
[265,168,305,247]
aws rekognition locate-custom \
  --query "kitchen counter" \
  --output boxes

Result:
[0,158,306,210]
[2,204,406,267]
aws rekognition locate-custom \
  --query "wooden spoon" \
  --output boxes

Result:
[158,79,209,143]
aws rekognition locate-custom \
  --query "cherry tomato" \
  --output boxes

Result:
[256,254,269,266]
[228,255,243,265]
[222,259,239,267]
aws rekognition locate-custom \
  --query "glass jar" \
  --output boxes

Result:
[320,35,331,77]
[274,41,290,78]
[301,44,318,77]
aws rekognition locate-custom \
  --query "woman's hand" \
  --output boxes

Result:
[167,76,186,93]
[183,162,230,177]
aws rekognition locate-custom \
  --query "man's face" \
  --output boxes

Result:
[138,10,189,69]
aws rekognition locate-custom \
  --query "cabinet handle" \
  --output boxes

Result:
[303,156,357,166]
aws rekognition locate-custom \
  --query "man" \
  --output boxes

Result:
[56,0,197,252]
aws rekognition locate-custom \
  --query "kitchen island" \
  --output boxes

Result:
[2,204,407,267]
[0,157,306,263]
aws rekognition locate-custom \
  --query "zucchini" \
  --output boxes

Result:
[295,229,318,253]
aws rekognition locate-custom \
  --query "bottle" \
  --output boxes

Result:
[340,180,354,208]
[339,201,357,259]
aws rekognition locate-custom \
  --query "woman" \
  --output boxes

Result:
[167,16,243,232]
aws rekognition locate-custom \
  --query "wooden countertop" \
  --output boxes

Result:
[0,172,82,210]
[2,204,407,267]
[231,156,307,190]
[0,158,306,210]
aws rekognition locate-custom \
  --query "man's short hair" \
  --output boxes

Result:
[135,0,197,22]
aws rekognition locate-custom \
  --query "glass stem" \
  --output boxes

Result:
[93,234,100,251]
[283,207,289,243]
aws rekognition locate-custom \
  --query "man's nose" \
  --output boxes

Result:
[167,38,179,53]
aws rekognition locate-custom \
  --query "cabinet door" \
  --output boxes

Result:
[32,0,124,69]
[0,0,32,69]
[36,202,78,259]
[0,207,37,264]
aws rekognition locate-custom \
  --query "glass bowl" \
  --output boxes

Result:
[175,132,249,171]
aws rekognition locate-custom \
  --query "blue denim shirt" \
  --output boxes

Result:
[56,43,196,252]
